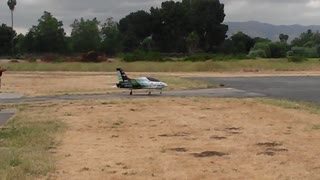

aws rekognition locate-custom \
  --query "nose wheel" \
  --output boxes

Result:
[130,89,133,95]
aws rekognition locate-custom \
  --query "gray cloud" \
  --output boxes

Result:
[0,0,320,34]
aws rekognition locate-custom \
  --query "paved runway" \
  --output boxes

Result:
[1,76,319,126]
[0,88,263,125]
[192,76,320,104]
[0,88,265,104]
[0,109,16,126]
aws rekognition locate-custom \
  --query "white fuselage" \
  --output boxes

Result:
[135,77,168,89]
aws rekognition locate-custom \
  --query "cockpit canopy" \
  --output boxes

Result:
[146,77,160,82]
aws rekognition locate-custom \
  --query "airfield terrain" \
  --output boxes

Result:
[0,71,320,179]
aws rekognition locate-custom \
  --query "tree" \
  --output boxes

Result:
[291,29,314,47]
[279,34,289,43]
[15,33,25,54]
[230,32,254,54]
[119,11,152,52]
[100,17,121,56]
[0,24,16,56]
[28,11,66,53]
[23,26,37,53]
[150,1,190,52]
[188,0,228,51]
[7,0,17,56]
[268,42,289,58]
[71,18,101,53]
[251,41,271,58]
[186,31,200,54]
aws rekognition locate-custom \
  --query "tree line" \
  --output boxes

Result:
[0,0,228,57]
[1,0,320,60]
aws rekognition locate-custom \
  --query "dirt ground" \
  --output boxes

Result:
[1,71,320,97]
[46,98,320,180]
[0,72,118,96]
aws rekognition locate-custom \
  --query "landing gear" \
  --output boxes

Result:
[130,89,133,95]
[160,89,162,94]
[148,91,151,95]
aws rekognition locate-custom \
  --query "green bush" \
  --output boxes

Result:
[121,50,163,62]
[290,47,318,58]
[183,53,249,62]
[248,49,267,58]
[287,56,308,63]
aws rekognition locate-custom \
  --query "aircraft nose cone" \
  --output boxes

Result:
[163,83,168,87]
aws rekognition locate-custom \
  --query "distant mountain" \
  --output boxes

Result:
[226,21,320,42]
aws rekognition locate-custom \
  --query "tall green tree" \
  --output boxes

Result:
[23,26,37,53]
[28,11,66,53]
[0,23,16,55]
[291,29,314,47]
[7,0,17,56]
[70,18,101,53]
[119,11,152,52]
[187,0,228,51]
[230,32,254,54]
[186,31,200,54]
[100,17,121,56]
[15,33,25,54]
[150,1,190,52]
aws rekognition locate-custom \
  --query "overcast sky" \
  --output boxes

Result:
[1,0,320,34]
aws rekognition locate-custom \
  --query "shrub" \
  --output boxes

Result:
[183,53,213,61]
[24,54,37,62]
[41,53,60,62]
[81,51,105,62]
[290,47,318,58]
[248,49,267,58]
[183,53,249,62]
[122,50,163,62]
[287,56,308,63]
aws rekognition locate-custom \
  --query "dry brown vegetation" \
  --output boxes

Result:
[1,71,320,179]
[1,72,214,97]
[2,71,320,97]
[42,98,320,180]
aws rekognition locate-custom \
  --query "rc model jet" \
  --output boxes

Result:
[116,68,168,95]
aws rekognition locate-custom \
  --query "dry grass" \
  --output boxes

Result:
[39,98,320,180]
[1,59,320,72]
[0,103,64,179]
[0,98,319,179]
[1,72,214,97]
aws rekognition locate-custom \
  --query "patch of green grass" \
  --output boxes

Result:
[2,59,320,72]
[258,98,320,114]
[0,105,64,179]
[312,124,320,130]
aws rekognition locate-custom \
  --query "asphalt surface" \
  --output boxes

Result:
[192,76,320,104]
[1,75,319,126]
[0,88,262,126]
[0,88,264,104]
[0,109,16,126]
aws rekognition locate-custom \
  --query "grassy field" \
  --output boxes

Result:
[1,59,320,72]
[0,98,320,179]
[0,103,64,179]
[258,98,320,115]
[0,60,319,179]
[0,98,319,179]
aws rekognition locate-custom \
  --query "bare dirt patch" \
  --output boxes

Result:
[1,72,117,96]
[45,98,320,180]
[0,72,212,97]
